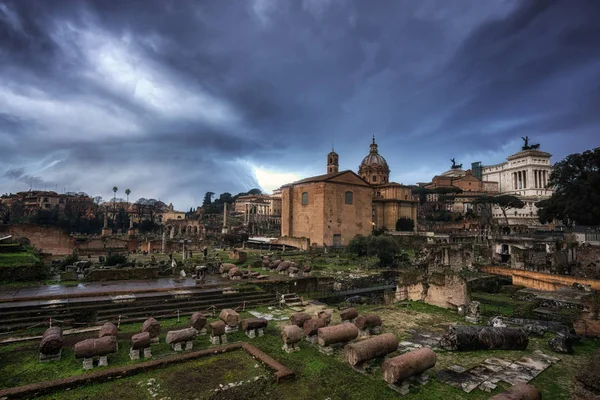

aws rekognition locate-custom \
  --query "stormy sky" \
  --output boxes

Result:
[1,0,599,210]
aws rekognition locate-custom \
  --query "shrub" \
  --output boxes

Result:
[104,254,128,266]
[395,217,415,232]
[61,253,79,268]
[348,234,400,267]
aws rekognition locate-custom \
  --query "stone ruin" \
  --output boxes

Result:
[344,333,398,369]
[489,384,541,400]
[465,301,482,324]
[241,318,268,338]
[130,332,152,360]
[74,335,118,370]
[340,307,358,323]
[166,328,197,351]
[141,318,161,344]
[383,348,437,394]
[438,351,559,393]
[316,323,359,355]
[303,318,327,344]
[281,325,303,353]
[440,326,529,351]
[39,326,63,363]
[209,320,227,345]
[219,308,240,333]
[395,272,469,311]
[354,314,382,337]
[190,312,207,335]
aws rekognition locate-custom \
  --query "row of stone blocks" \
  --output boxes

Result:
[37,308,271,370]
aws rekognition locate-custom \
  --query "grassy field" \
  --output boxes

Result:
[34,349,271,400]
[0,252,40,267]
[1,301,597,399]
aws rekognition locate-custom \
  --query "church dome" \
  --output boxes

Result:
[360,152,389,171]
[358,136,390,185]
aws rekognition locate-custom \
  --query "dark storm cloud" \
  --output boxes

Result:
[0,0,598,208]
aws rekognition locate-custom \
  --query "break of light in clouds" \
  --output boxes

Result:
[1,0,599,209]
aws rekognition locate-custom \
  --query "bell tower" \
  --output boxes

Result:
[327,147,339,174]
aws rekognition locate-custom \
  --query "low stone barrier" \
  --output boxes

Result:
[0,343,294,399]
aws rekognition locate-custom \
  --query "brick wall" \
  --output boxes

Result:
[0,223,74,255]
[481,265,600,291]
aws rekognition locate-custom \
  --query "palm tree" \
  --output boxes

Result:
[112,186,118,223]
[125,188,131,229]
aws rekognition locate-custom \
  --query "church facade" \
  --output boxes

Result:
[281,137,418,247]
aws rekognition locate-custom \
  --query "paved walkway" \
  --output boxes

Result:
[0,276,227,302]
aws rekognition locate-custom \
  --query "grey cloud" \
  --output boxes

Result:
[0,0,598,208]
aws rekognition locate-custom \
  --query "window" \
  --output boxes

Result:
[43,197,49,202]
[372,175,377,183]
[344,191,353,205]
[301,192,308,205]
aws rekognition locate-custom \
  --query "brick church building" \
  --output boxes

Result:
[281,137,417,247]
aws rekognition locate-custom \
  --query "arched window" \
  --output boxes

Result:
[372,175,377,183]
[301,192,308,205]
[344,191,353,205]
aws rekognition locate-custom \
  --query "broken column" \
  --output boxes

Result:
[489,383,541,400]
[99,322,118,338]
[219,308,240,333]
[317,309,334,325]
[219,263,236,277]
[440,326,528,351]
[281,325,303,353]
[548,333,578,354]
[340,308,359,323]
[317,323,359,354]
[290,312,312,328]
[209,320,227,345]
[276,261,291,274]
[241,318,268,338]
[74,336,118,370]
[465,301,482,324]
[142,317,161,344]
[354,314,382,336]
[39,326,63,362]
[303,318,327,344]
[190,312,207,335]
[344,333,399,367]
[130,332,152,360]
[382,348,437,385]
[166,328,198,351]
[228,267,243,280]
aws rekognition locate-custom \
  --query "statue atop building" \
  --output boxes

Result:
[450,158,462,170]
[521,136,540,150]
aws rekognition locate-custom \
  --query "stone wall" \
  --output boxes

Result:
[395,272,469,310]
[86,267,160,281]
[274,236,310,250]
[481,266,600,291]
[415,243,492,273]
[575,244,600,279]
[322,181,372,246]
[0,223,74,255]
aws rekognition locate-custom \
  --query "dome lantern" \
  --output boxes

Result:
[358,136,390,185]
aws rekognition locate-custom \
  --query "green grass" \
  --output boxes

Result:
[0,252,40,267]
[34,348,271,400]
[1,301,598,399]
